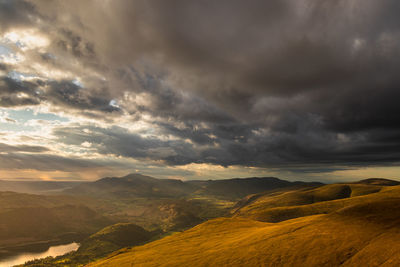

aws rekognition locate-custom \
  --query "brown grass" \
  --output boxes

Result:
[87,185,400,267]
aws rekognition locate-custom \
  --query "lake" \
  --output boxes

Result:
[0,242,79,267]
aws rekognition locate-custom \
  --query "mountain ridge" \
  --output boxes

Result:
[65,173,324,200]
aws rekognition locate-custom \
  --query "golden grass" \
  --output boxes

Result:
[88,185,400,267]
[233,184,385,222]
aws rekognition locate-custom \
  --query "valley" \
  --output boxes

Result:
[0,174,399,266]
[1,174,317,266]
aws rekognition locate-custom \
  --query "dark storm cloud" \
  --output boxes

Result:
[56,28,96,60]
[0,63,8,71]
[2,0,400,171]
[53,125,197,165]
[0,76,121,116]
[0,76,42,107]
[0,142,49,153]
[127,69,234,123]
[52,122,400,170]
[0,0,38,32]
[0,152,101,171]
[46,80,121,113]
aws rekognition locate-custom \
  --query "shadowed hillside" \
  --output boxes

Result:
[87,182,400,267]
[23,223,155,267]
[0,192,111,258]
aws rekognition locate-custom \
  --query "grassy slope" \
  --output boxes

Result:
[88,184,400,267]
[232,183,384,222]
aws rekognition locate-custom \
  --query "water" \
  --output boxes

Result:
[0,242,79,267]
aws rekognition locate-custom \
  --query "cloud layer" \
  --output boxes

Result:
[1,0,400,180]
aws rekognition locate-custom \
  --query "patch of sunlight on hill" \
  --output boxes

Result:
[232,183,386,222]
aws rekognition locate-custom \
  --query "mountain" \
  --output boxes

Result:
[66,173,323,201]
[65,173,198,198]
[87,182,400,267]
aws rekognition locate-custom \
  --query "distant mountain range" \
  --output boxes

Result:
[64,173,323,200]
[0,180,82,194]
[64,174,198,198]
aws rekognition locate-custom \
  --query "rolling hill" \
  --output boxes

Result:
[189,177,323,199]
[231,183,386,222]
[87,180,400,267]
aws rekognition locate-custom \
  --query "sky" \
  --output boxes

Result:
[1,0,400,182]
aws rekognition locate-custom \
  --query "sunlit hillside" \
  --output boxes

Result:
[88,182,400,267]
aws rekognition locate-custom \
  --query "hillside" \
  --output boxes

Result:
[23,223,155,266]
[354,178,400,186]
[0,192,112,258]
[232,183,386,221]
[88,182,400,267]
[189,177,323,199]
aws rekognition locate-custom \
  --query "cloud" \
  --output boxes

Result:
[0,142,49,153]
[0,152,98,171]
[0,0,38,32]
[51,122,400,171]
[0,76,42,107]
[0,75,121,117]
[1,0,400,178]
